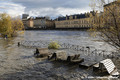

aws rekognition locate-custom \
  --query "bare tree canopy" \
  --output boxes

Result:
[90,0,120,49]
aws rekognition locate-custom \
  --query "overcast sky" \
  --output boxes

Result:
[0,0,92,19]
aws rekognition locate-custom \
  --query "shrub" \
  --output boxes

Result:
[48,41,61,49]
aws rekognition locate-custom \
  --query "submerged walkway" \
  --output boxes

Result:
[19,40,120,62]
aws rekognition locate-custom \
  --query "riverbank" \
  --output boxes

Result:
[25,27,90,31]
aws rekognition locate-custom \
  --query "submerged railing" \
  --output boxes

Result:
[18,40,120,60]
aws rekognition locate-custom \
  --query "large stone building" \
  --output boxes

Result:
[22,16,55,29]
[33,17,55,29]
[55,12,95,29]
[22,17,34,28]
[22,11,98,29]
[103,0,120,27]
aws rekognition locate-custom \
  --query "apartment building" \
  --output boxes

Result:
[33,17,55,29]
[103,0,120,27]
[22,17,34,28]
[55,11,95,29]
[22,16,55,29]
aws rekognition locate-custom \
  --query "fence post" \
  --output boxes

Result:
[82,47,85,55]
[77,45,79,51]
[86,46,90,55]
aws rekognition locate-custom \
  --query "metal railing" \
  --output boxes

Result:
[18,40,120,60]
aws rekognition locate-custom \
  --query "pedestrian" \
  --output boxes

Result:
[4,35,7,40]
[34,48,39,57]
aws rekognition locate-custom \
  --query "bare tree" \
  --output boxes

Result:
[90,0,120,50]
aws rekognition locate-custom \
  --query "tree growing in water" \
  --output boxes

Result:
[89,0,120,50]
[0,13,24,38]
[11,17,24,36]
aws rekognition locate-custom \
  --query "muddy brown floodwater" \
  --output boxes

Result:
[0,30,119,80]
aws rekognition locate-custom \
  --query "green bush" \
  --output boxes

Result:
[48,41,61,49]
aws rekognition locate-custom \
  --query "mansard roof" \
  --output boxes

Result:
[58,17,66,21]
[57,14,88,21]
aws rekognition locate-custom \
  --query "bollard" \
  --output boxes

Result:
[77,45,79,51]
[18,42,20,47]
[68,44,70,48]
[86,46,90,54]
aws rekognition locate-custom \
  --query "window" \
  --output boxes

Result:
[74,21,78,24]
[64,22,68,25]
[79,21,81,23]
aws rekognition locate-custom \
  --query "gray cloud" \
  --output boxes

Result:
[0,1,25,17]
[10,0,91,19]
[12,0,90,9]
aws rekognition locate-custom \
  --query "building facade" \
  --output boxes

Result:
[22,11,98,29]
[46,20,55,29]
[33,17,46,28]
[33,17,55,29]
[22,16,55,29]
[103,0,120,27]
[22,17,34,28]
[55,12,93,29]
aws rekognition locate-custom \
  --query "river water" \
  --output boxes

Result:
[0,30,119,80]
